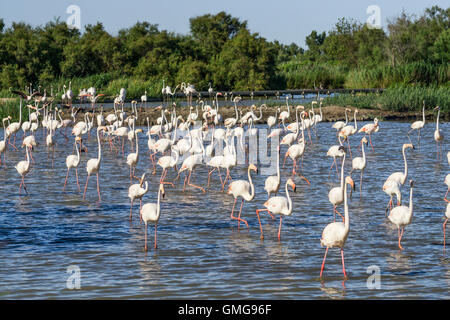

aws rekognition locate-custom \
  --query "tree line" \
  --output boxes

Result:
[0,6,448,97]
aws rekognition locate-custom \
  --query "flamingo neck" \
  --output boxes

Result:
[285,181,293,214]
[248,168,255,200]
[340,152,346,189]
[436,109,440,130]
[408,185,414,219]
[402,146,408,185]
[344,180,350,232]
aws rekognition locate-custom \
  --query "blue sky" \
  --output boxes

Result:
[1,0,447,47]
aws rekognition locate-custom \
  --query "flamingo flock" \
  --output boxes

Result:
[2,83,449,282]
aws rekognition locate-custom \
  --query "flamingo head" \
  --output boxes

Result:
[409,180,414,188]
[248,163,258,173]
[159,184,165,199]
[345,176,355,191]
[287,178,296,192]
[361,137,368,145]
[403,143,414,151]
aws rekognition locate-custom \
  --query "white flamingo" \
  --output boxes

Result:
[226,164,257,229]
[388,180,414,250]
[141,184,165,251]
[320,176,354,279]
[256,178,296,240]
[128,173,149,222]
[63,137,82,192]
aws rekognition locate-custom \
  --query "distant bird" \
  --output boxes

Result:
[350,137,368,198]
[388,180,414,250]
[332,108,350,133]
[433,106,444,160]
[141,184,165,251]
[408,101,426,145]
[358,118,379,152]
[63,137,82,192]
[320,176,354,279]
[15,146,31,195]
[10,88,42,102]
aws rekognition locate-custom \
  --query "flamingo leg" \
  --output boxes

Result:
[334,206,345,222]
[398,227,405,250]
[83,175,90,200]
[130,199,134,221]
[320,247,329,278]
[369,134,374,152]
[230,198,248,228]
[207,168,215,188]
[341,249,347,278]
[96,173,101,202]
[63,168,70,191]
[443,218,448,250]
[277,216,283,240]
[255,209,265,239]
[75,168,80,192]
[187,169,205,193]
[154,224,158,249]
[144,223,148,251]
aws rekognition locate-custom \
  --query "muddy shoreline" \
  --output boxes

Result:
[60,104,447,126]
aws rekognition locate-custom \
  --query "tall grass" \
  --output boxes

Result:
[322,85,450,112]
[345,62,449,88]
[277,62,348,89]
[0,98,30,123]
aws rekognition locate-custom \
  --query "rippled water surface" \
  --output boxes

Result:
[0,120,449,299]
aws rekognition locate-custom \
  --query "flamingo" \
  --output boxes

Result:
[6,98,23,149]
[443,198,449,250]
[320,176,354,279]
[278,96,291,128]
[220,136,237,191]
[358,118,379,152]
[15,145,31,195]
[350,137,368,198]
[339,109,359,158]
[126,127,143,183]
[224,97,241,129]
[63,137,82,192]
[329,147,354,222]
[141,184,165,251]
[0,117,9,166]
[332,108,350,133]
[157,147,179,188]
[267,108,279,129]
[83,126,106,202]
[382,143,414,214]
[433,106,444,160]
[227,164,257,229]
[140,90,148,111]
[326,135,345,178]
[408,101,425,145]
[256,178,296,240]
[10,87,42,102]
[177,136,205,193]
[128,173,149,222]
[388,180,415,250]
[444,174,449,200]
[264,146,281,198]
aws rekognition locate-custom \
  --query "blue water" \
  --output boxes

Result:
[0,119,449,299]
